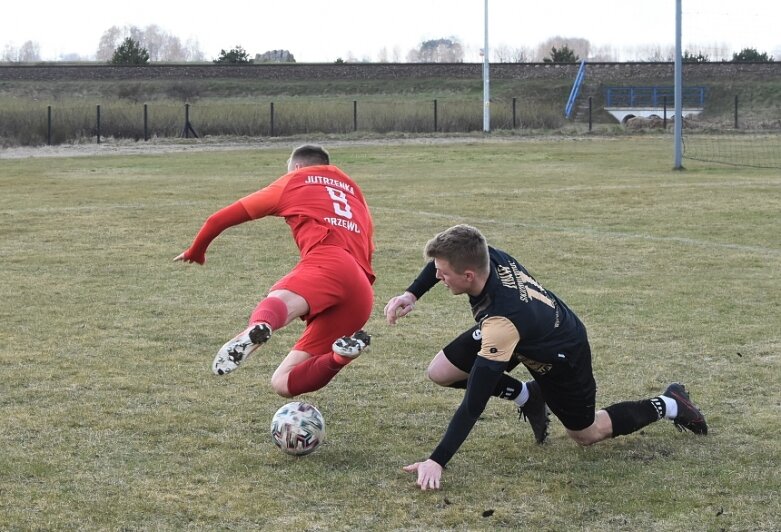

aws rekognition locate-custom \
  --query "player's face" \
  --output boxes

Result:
[434,258,471,295]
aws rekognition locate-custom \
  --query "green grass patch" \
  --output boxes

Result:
[1,137,779,530]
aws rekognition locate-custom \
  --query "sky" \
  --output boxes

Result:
[3,0,780,62]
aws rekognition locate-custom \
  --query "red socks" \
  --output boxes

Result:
[286,353,351,397]
[250,297,354,396]
[249,296,288,330]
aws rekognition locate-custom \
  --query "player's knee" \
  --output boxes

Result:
[566,419,609,446]
[569,432,597,446]
[424,366,450,387]
[270,375,294,398]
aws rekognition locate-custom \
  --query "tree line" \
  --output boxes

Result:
[2,24,776,64]
[110,40,775,66]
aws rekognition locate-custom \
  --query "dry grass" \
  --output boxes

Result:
[1,136,779,530]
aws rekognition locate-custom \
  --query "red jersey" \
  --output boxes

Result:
[239,165,375,282]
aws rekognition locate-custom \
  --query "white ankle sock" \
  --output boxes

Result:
[659,395,678,419]
[514,382,530,407]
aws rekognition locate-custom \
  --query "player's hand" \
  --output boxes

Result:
[384,292,417,325]
[173,250,205,265]
[403,459,443,491]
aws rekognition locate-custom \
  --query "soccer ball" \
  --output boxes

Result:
[270,401,326,456]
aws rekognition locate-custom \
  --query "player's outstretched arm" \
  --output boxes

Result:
[384,292,417,325]
[173,201,253,266]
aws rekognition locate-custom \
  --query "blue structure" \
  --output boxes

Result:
[605,86,706,108]
[604,86,707,123]
[565,60,587,119]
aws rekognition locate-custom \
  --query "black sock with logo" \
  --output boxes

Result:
[605,398,665,437]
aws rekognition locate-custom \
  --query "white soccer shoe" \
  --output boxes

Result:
[332,330,371,359]
[212,323,272,376]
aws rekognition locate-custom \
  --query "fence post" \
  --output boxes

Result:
[433,99,438,132]
[270,102,275,137]
[181,103,198,138]
[663,96,668,129]
[512,97,517,129]
[47,105,52,146]
[96,104,101,144]
[353,100,358,132]
[734,95,739,129]
[144,104,149,141]
[588,97,593,132]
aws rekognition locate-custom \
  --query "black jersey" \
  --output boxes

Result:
[407,246,586,363]
[469,247,586,362]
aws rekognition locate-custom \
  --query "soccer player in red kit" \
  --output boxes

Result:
[174,144,374,398]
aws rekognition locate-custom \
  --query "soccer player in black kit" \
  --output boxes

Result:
[384,225,707,491]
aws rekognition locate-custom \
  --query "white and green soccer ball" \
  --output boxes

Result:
[270,401,326,456]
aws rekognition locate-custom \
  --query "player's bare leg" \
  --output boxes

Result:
[271,350,313,398]
[566,410,614,446]
[425,351,469,385]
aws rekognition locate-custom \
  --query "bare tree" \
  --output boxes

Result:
[492,44,529,63]
[96,25,204,62]
[2,44,17,62]
[535,36,590,62]
[18,41,41,62]
[377,47,389,63]
[629,44,676,62]
[96,26,123,61]
[409,38,464,63]
[161,35,187,62]
[142,25,165,62]
[1,41,41,62]
[590,44,619,62]
[185,39,205,62]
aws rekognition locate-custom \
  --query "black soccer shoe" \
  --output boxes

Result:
[662,382,708,435]
[518,380,550,444]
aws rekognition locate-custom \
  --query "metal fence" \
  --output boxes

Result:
[604,86,706,108]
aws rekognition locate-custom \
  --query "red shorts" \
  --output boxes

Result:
[271,245,374,356]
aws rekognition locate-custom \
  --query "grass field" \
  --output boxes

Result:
[1,137,779,530]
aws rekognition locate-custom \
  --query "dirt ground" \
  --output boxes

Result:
[0,134,539,159]
[0,134,565,160]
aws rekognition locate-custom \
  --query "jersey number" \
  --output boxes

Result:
[519,272,555,308]
[326,186,353,219]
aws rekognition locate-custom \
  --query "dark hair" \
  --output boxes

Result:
[424,224,489,274]
[290,144,330,166]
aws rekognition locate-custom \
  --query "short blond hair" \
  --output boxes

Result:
[289,144,330,167]
[424,224,489,274]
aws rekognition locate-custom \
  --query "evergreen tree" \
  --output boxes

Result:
[213,46,252,64]
[683,51,710,63]
[731,48,773,62]
[110,37,150,65]
[544,45,579,63]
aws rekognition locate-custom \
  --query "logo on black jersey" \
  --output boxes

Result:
[472,329,482,341]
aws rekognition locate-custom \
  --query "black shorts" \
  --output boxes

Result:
[443,324,597,431]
